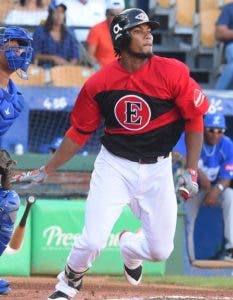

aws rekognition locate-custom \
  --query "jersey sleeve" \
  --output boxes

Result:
[173,63,209,122]
[0,87,24,136]
[66,83,101,146]
[218,138,233,179]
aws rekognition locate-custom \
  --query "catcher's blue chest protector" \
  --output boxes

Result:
[0,188,20,255]
[0,79,24,136]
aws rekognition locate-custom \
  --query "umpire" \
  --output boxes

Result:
[16,8,209,300]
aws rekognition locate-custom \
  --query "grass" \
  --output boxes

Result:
[110,274,233,289]
[144,275,233,289]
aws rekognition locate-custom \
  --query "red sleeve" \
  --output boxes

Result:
[185,115,204,132]
[67,83,101,146]
[65,127,91,146]
[173,64,209,119]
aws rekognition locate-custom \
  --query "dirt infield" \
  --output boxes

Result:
[3,275,233,299]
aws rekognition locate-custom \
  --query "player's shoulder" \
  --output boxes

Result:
[152,55,189,71]
[84,60,117,88]
[151,55,189,80]
[220,135,233,148]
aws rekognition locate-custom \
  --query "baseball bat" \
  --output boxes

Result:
[9,195,36,250]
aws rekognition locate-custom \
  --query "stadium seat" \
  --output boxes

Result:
[50,65,94,87]
[0,0,15,23]
[176,0,196,27]
[200,8,220,47]
[10,64,48,86]
[156,0,175,8]
[200,0,219,11]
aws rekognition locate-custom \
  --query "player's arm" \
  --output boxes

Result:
[45,135,81,174]
[184,131,203,171]
[176,116,204,200]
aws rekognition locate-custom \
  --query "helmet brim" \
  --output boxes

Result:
[126,20,160,31]
[148,20,160,30]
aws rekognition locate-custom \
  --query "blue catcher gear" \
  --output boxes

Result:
[0,26,33,79]
[0,80,24,136]
[0,188,20,255]
[0,279,10,295]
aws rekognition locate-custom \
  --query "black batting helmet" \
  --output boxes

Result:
[110,8,160,53]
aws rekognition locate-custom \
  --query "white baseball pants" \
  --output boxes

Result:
[56,146,178,297]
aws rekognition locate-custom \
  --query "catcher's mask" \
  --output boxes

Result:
[0,26,33,79]
[110,8,160,54]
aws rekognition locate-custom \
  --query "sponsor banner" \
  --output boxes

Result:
[0,205,31,276]
[31,199,165,275]
[205,89,233,116]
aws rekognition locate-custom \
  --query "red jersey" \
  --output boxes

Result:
[66,55,209,162]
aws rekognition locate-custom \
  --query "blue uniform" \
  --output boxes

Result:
[0,79,24,136]
[0,188,20,255]
[198,136,233,184]
[185,135,233,260]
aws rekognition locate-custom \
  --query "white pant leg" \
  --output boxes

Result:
[184,190,205,261]
[120,156,178,269]
[220,188,233,250]
[56,147,142,297]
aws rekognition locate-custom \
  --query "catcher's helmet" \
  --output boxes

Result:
[0,26,33,79]
[110,8,160,52]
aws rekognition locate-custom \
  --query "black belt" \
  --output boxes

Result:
[132,153,170,164]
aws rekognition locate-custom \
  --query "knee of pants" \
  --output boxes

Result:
[222,188,233,206]
[149,243,174,262]
[84,239,107,255]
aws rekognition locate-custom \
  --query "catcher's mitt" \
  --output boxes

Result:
[0,150,17,190]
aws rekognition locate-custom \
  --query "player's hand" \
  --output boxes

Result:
[12,166,48,184]
[177,168,198,200]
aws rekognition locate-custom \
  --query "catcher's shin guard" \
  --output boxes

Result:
[64,264,87,290]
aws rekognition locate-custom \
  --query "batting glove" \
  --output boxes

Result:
[177,168,198,200]
[12,166,48,184]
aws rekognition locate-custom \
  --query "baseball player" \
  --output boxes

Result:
[14,8,209,300]
[184,113,233,261]
[0,26,33,294]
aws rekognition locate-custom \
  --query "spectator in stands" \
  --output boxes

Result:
[65,0,106,42]
[176,113,233,262]
[86,0,125,69]
[32,0,80,68]
[215,2,233,89]
[4,0,48,27]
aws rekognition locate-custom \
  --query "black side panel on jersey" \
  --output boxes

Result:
[101,119,185,161]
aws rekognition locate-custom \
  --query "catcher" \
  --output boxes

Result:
[0,25,33,295]
[0,150,20,294]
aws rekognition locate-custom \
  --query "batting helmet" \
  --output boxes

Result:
[110,8,160,52]
[0,26,33,79]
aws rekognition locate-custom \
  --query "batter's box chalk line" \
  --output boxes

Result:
[107,297,233,300]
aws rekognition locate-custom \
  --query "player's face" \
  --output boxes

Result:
[129,24,153,57]
[204,127,225,146]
